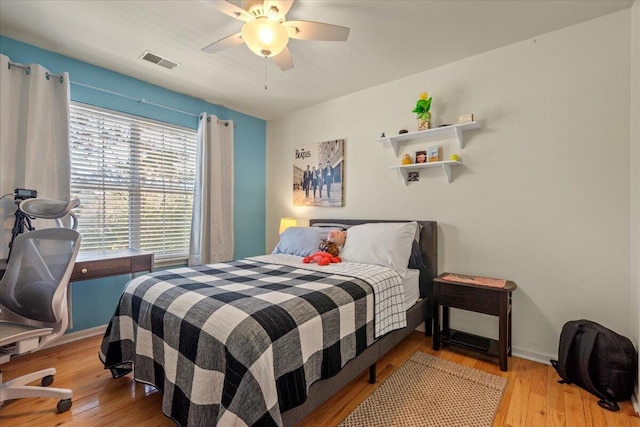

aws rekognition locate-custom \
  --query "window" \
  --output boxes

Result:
[69,103,197,263]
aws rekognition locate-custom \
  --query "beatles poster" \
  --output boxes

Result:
[293,139,344,207]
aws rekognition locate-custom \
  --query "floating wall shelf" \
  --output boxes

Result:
[389,160,462,185]
[375,121,481,156]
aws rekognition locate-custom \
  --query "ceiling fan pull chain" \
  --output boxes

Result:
[264,56,268,90]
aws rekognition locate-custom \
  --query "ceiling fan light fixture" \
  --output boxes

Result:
[241,17,289,57]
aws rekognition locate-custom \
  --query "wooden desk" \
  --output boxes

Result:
[1,249,153,282]
[432,273,517,371]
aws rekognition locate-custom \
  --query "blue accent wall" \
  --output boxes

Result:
[0,36,266,331]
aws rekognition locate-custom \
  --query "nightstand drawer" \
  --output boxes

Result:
[439,283,499,315]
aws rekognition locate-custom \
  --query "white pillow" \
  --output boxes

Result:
[340,222,417,277]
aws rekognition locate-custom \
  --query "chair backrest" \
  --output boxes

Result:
[19,198,81,230]
[0,228,81,325]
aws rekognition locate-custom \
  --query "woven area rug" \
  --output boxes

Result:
[339,352,507,427]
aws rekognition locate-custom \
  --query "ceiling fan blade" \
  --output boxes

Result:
[201,0,253,22]
[284,20,350,41]
[241,0,263,11]
[272,46,294,71]
[264,0,294,18]
[202,32,244,53]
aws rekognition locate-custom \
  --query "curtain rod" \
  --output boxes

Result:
[71,81,201,119]
[203,114,234,127]
[7,61,235,126]
[8,60,64,83]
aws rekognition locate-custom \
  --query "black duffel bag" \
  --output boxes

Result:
[550,319,638,412]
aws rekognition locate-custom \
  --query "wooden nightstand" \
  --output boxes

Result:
[432,273,517,371]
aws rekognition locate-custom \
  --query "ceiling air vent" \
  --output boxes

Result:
[140,51,179,70]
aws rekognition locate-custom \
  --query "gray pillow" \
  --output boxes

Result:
[272,227,327,257]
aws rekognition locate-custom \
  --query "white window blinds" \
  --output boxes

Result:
[69,103,197,262]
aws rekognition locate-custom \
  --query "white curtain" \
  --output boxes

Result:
[0,54,71,259]
[189,113,234,266]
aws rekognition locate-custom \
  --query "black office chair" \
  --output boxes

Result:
[0,228,81,413]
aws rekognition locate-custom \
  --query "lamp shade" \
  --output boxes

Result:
[279,217,298,234]
[241,17,289,57]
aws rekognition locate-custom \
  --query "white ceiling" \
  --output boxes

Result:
[0,0,633,121]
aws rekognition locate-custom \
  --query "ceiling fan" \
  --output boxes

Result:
[201,0,350,71]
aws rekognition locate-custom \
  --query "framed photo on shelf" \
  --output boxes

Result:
[415,150,427,164]
[428,145,440,162]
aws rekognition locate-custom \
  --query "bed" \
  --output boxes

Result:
[99,219,437,426]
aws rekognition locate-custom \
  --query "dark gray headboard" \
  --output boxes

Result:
[309,219,437,298]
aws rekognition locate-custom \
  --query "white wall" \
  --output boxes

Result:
[630,0,639,416]
[266,11,632,362]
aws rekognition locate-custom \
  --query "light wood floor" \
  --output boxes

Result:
[0,331,638,427]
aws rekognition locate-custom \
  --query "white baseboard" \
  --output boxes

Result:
[511,346,555,366]
[42,325,107,350]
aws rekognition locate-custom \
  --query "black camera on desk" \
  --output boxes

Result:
[14,188,37,201]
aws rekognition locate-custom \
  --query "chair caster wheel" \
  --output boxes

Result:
[42,375,54,386]
[57,399,72,413]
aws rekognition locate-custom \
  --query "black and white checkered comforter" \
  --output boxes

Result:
[99,254,406,427]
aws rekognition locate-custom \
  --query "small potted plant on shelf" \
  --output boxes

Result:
[412,91,432,131]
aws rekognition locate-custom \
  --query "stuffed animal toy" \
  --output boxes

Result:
[303,251,341,266]
[318,229,347,257]
[319,240,339,256]
[303,229,347,265]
